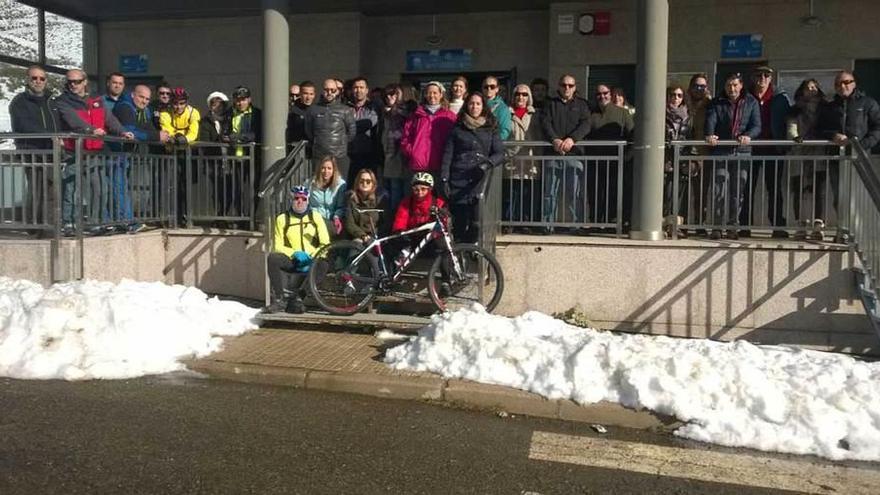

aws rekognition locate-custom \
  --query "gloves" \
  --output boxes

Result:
[174,134,188,146]
[291,251,312,272]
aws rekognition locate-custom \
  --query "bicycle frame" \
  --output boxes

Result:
[345,211,462,284]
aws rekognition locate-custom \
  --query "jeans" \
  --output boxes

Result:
[61,157,79,226]
[712,153,749,227]
[106,157,132,223]
[542,160,584,223]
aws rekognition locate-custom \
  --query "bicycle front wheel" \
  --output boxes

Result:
[308,240,378,315]
[427,244,504,313]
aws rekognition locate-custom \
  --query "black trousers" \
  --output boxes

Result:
[267,252,307,301]
[450,202,478,245]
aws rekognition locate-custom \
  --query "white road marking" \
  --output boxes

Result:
[528,431,880,495]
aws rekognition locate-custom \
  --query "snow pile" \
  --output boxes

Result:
[0,277,259,380]
[385,306,880,461]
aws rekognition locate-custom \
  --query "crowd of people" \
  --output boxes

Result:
[7,63,880,310]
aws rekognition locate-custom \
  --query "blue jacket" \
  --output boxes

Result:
[487,95,513,140]
[308,178,347,221]
[113,92,159,142]
[706,93,762,154]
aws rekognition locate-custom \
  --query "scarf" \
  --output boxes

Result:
[729,94,746,139]
[755,85,774,138]
[665,104,689,140]
[425,104,441,114]
[513,107,528,119]
[462,113,487,130]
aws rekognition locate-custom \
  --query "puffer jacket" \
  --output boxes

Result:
[345,189,389,239]
[441,121,505,205]
[705,93,761,154]
[9,89,59,150]
[400,105,457,172]
[818,89,880,150]
[272,209,331,258]
[308,178,347,222]
[305,97,355,158]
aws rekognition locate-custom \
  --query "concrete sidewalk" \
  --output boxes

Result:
[188,327,677,431]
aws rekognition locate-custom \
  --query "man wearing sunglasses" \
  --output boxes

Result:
[304,78,356,178]
[286,80,315,146]
[55,68,133,233]
[9,65,60,229]
[540,74,591,232]
[9,65,59,151]
[743,65,791,238]
[817,70,880,241]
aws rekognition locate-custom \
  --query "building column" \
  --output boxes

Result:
[629,0,668,241]
[261,0,289,208]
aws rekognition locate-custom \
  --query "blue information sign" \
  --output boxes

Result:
[406,49,472,71]
[720,34,763,58]
[119,54,149,74]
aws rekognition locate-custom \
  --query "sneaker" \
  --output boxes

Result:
[439,282,452,297]
[60,223,75,237]
[286,298,305,314]
[263,299,286,313]
[127,223,146,234]
[726,229,740,240]
[737,229,751,238]
[708,229,722,240]
[808,230,824,241]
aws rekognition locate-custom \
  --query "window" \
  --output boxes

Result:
[45,12,84,69]
[0,61,28,133]
[0,0,39,62]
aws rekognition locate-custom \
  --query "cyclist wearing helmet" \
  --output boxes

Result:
[266,185,332,314]
[159,87,200,147]
[391,172,447,233]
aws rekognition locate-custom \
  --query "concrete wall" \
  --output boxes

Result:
[495,236,875,354]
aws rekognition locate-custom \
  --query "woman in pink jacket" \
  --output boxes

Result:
[400,81,457,183]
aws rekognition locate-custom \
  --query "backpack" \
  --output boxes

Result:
[282,209,323,250]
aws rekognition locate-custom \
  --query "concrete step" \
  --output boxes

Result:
[256,310,430,331]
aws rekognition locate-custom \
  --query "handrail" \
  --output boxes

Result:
[851,138,880,210]
[0,132,258,148]
[671,139,835,146]
[257,141,307,199]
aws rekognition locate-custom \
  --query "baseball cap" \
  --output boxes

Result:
[232,86,251,99]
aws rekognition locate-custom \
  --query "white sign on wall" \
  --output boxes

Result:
[558,14,574,34]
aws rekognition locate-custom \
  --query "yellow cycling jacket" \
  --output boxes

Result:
[273,210,331,258]
[159,106,200,143]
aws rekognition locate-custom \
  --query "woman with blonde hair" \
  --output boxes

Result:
[504,83,541,232]
[345,168,389,243]
[308,155,347,237]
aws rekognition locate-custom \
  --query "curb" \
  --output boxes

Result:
[187,359,676,431]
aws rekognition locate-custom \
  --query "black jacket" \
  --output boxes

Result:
[9,90,60,150]
[305,97,356,158]
[705,93,762,153]
[818,89,880,150]
[541,94,591,155]
[441,122,505,205]
[286,101,311,143]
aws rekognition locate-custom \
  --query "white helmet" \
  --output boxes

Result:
[411,172,434,188]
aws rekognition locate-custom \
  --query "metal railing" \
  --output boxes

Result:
[188,142,256,229]
[257,141,311,305]
[669,140,847,239]
[498,141,628,236]
[848,139,880,334]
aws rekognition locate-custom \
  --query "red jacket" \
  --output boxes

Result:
[392,192,446,232]
[57,92,109,151]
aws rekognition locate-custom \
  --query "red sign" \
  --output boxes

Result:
[579,12,611,36]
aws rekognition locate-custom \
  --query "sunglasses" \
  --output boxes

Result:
[514,92,529,97]
[323,88,338,93]
[559,83,575,88]
[158,91,171,96]
[359,178,374,184]
[30,76,47,82]
[837,79,855,86]
[596,91,611,96]
[67,79,85,85]
[693,84,707,90]
[483,84,498,90]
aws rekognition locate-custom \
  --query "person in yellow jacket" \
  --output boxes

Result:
[159,87,200,147]
[265,185,331,314]
[159,87,200,223]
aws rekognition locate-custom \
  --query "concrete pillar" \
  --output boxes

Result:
[629,0,668,241]
[261,0,289,202]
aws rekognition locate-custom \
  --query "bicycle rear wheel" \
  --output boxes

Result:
[427,244,504,313]
[308,240,378,315]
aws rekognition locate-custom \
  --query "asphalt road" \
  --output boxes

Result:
[0,374,801,495]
